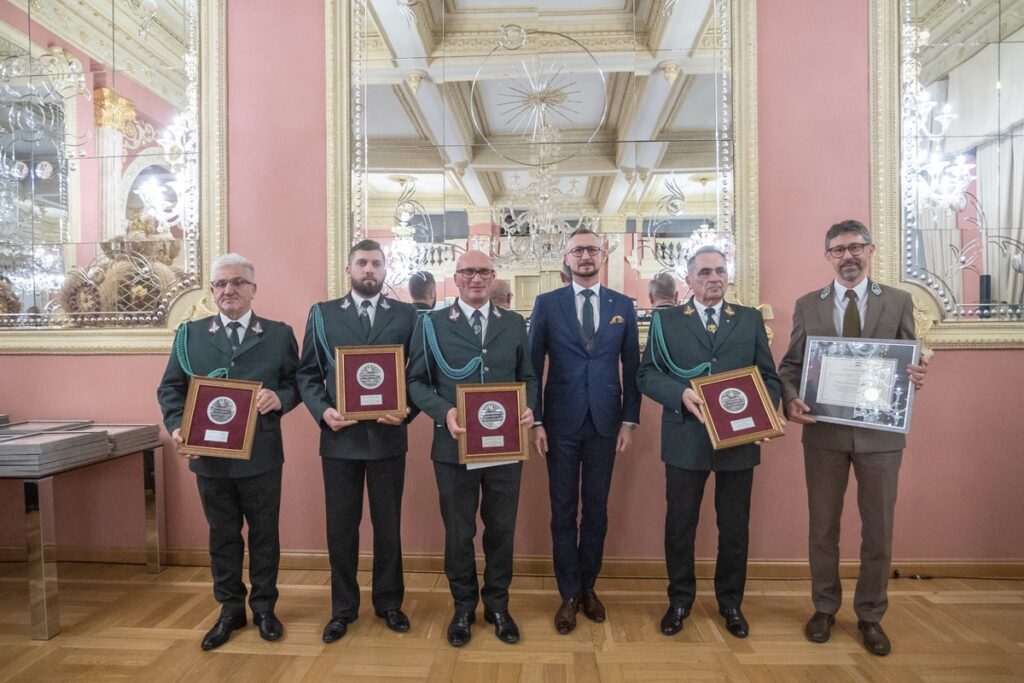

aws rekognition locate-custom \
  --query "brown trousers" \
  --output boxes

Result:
[804,447,902,622]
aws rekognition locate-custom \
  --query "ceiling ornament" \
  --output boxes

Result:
[470,24,608,167]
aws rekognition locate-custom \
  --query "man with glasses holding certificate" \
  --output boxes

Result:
[407,250,538,648]
[779,220,929,656]
[528,228,641,635]
[157,253,299,650]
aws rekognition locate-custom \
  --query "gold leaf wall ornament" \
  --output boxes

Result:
[93,88,138,136]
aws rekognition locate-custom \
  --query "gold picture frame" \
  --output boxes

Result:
[179,377,261,460]
[334,344,408,421]
[689,366,784,450]
[456,382,529,465]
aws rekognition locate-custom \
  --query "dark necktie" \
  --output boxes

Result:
[360,299,373,338]
[581,289,595,346]
[471,309,483,342]
[842,290,861,337]
[704,307,717,339]
[226,321,242,351]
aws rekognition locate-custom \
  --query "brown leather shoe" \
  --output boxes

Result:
[805,611,835,643]
[554,598,579,635]
[580,589,606,622]
[858,621,891,656]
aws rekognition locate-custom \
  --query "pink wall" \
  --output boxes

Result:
[1,0,1022,564]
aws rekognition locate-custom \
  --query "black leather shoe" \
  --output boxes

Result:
[447,611,475,647]
[554,598,579,635]
[580,589,606,622]
[858,620,892,656]
[805,612,835,643]
[721,607,749,638]
[375,608,410,633]
[201,613,247,651]
[322,616,355,644]
[659,605,690,636]
[253,611,283,641]
[484,611,520,644]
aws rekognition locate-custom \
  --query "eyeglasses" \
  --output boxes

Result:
[455,268,495,280]
[826,243,870,259]
[567,246,605,258]
[211,277,254,290]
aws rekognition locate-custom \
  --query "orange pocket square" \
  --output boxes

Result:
[609,315,625,325]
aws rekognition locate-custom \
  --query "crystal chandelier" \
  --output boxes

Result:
[384,176,454,290]
[646,175,733,277]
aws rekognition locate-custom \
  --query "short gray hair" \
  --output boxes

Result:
[649,273,678,300]
[686,246,727,274]
[211,253,255,281]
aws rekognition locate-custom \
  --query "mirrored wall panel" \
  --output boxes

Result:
[900,0,1024,322]
[341,0,746,316]
[0,0,200,330]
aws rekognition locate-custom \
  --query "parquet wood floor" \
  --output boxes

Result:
[0,562,1021,681]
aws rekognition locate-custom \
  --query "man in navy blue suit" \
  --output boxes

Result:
[529,228,642,635]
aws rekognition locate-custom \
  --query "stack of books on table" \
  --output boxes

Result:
[0,431,113,477]
[67,424,161,457]
[0,419,93,435]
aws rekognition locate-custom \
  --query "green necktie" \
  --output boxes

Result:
[581,290,595,346]
[842,290,861,337]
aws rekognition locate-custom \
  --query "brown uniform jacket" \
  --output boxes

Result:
[778,280,917,453]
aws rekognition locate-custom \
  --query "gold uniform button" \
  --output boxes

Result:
[482,348,488,354]
[484,367,490,373]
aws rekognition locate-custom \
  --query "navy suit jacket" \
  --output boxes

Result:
[529,284,641,438]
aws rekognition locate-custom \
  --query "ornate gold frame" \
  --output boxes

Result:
[0,1,229,354]
[869,0,1024,349]
[325,0,760,309]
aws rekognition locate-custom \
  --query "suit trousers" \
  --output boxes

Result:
[805,446,902,622]
[546,413,618,599]
[433,460,522,614]
[196,467,282,617]
[665,464,753,611]
[322,455,406,620]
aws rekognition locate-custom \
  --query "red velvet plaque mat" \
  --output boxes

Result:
[463,390,522,458]
[341,351,401,413]
[700,373,774,441]
[185,384,255,451]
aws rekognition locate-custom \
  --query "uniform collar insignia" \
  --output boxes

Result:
[340,297,351,310]
[871,281,882,296]
[448,306,461,322]
[493,307,502,318]
[723,303,736,317]
[683,303,696,316]
[208,319,220,334]
[252,320,264,336]
[820,285,832,299]
[379,297,391,310]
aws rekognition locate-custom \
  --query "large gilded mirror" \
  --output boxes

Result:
[871,0,1024,347]
[328,0,758,322]
[0,0,226,353]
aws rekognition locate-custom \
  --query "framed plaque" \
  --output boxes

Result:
[335,344,407,420]
[456,383,528,464]
[800,336,920,433]
[690,366,784,450]
[179,377,261,459]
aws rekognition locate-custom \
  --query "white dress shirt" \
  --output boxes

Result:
[220,309,253,343]
[350,291,382,326]
[692,299,722,330]
[457,299,491,340]
[572,281,601,333]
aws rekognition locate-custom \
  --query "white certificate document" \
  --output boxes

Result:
[817,356,897,409]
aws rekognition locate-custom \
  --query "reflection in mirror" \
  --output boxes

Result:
[900,0,1024,321]
[0,0,199,328]
[348,0,738,317]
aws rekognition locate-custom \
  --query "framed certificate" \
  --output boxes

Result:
[690,366,784,450]
[800,336,920,433]
[335,344,408,420]
[456,383,528,464]
[179,377,261,459]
